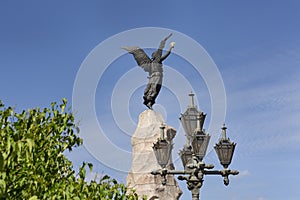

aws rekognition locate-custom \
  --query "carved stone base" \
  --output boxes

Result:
[126,110,182,200]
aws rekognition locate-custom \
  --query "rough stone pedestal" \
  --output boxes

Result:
[126,110,182,200]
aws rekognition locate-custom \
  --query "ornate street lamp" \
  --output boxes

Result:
[179,92,208,165]
[180,92,206,146]
[191,132,210,162]
[179,145,193,169]
[214,124,236,169]
[191,114,210,161]
[152,125,173,169]
[152,93,239,200]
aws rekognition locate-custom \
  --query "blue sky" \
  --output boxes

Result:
[1,1,300,199]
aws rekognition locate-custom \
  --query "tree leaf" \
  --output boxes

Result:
[26,138,34,153]
[29,195,38,200]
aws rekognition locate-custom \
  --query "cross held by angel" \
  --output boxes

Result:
[122,33,175,109]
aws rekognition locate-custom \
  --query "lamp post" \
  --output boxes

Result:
[151,92,239,200]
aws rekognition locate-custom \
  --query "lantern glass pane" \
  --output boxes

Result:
[180,107,200,137]
[214,141,236,168]
[153,140,172,168]
[192,134,210,161]
[179,147,193,168]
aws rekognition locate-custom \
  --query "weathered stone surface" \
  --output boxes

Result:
[126,110,182,200]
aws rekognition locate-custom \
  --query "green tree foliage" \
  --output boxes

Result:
[0,99,141,200]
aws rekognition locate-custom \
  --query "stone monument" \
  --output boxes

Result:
[124,34,181,199]
[126,110,182,199]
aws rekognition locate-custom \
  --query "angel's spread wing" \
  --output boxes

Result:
[122,46,151,71]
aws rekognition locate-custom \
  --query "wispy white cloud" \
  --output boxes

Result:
[223,46,300,156]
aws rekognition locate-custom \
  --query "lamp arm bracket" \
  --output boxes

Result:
[203,169,239,176]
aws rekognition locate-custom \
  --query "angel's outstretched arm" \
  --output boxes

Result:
[158,33,173,50]
[160,42,175,62]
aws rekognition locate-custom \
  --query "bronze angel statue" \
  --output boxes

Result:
[122,33,175,109]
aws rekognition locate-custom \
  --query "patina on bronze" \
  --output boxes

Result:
[122,33,175,109]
